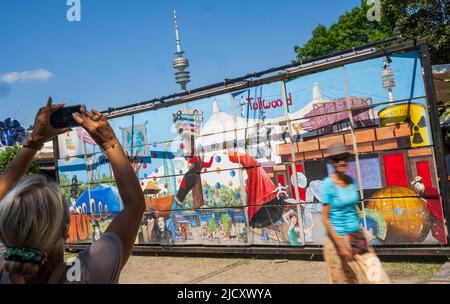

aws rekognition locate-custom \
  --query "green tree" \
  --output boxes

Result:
[221,213,232,235]
[0,145,40,175]
[294,0,449,65]
[207,217,218,232]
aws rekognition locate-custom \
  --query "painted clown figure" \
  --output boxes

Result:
[175,153,214,206]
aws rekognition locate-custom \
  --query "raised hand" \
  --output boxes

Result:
[31,97,72,145]
[72,109,118,150]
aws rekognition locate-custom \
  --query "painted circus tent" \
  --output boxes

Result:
[56,41,449,250]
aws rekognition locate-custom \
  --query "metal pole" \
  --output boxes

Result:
[419,42,450,244]
[231,95,251,244]
[342,66,368,234]
[281,80,305,245]
[131,115,135,156]
[81,138,92,213]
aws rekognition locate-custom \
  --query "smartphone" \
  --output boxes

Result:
[50,104,86,129]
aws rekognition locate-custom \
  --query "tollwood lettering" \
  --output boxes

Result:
[247,93,293,111]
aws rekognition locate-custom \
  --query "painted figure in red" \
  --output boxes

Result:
[228,150,284,227]
[412,176,446,244]
[175,152,214,206]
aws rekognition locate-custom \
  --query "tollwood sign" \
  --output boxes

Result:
[57,40,449,253]
[244,93,293,111]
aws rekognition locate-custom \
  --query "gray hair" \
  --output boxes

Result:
[0,175,69,276]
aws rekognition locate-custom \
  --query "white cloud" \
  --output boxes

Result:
[0,69,53,84]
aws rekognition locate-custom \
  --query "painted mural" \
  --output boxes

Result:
[58,49,447,247]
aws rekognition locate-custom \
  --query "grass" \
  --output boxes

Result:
[64,251,79,261]
[381,256,449,280]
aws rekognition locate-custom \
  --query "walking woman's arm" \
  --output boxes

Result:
[0,98,70,200]
[322,205,353,261]
[73,110,145,269]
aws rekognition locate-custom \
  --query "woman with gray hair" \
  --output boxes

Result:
[0,98,145,284]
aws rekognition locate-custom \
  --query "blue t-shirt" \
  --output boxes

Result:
[319,177,360,236]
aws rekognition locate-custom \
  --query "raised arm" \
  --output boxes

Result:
[203,155,214,168]
[0,97,70,200]
[72,109,145,269]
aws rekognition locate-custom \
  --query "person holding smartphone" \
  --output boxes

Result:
[0,97,145,284]
[320,143,389,284]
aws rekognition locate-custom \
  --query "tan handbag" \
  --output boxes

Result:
[350,247,391,284]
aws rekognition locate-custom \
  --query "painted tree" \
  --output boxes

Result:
[221,213,232,236]
[207,217,218,233]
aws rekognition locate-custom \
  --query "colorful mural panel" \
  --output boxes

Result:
[249,206,304,246]
[59,48,447,248]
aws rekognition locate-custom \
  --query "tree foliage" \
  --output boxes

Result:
[0,145,40,176]
[294,0,450,64]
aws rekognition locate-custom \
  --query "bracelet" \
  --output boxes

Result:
[22,137,44,151]
[102,138,120,151]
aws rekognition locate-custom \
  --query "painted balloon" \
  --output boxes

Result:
[142,163,147,169]
[154,168,159,173]
[235,193,241,199]
[291,172,307,188]
[258,147,267,157]
[216,167,221,174]
[230,170,236,177]
[215,182,221,189]
[215,155,221,163]
[228,181,233,187]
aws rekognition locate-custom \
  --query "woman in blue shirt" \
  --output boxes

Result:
[320,143,377,283]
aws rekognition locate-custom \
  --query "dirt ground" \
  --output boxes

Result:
[118,255,446,284]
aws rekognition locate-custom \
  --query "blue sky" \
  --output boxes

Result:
[0,0,361,126]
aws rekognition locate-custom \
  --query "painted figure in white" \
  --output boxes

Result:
[69,197,81,214]
[239,96,247,118]
[272,183,288,200]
